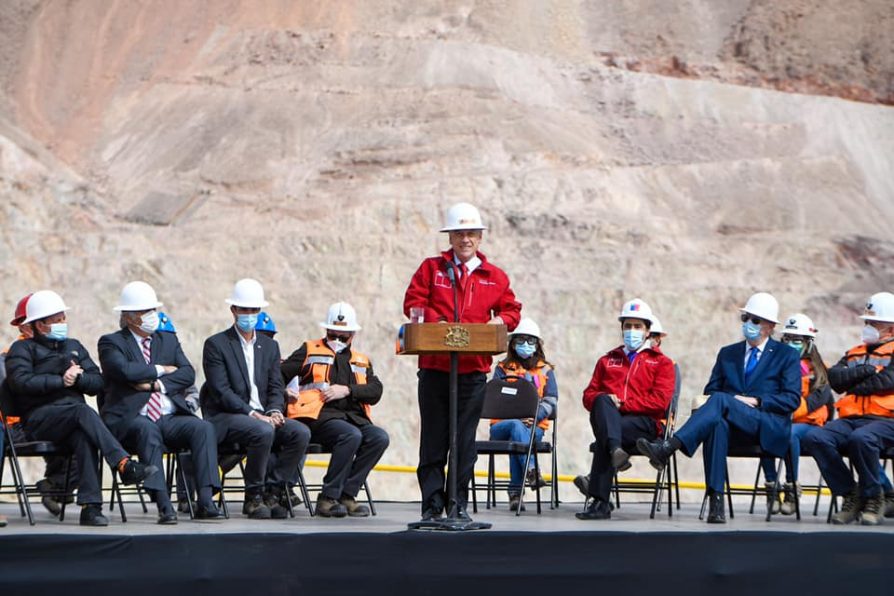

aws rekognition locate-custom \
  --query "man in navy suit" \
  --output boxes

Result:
[99,281,223,523]
[638,292,801,523]
[202,278,310,519]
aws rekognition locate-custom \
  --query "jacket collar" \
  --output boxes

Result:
[440,249,491,275]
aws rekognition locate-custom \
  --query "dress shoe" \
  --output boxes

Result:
[831,489,863,525]
[264,491,289,519]
[119,459,160,486]
[573,474,591,498]
[575,499,611,520]
[79,504,109,527]
[611,447,632,472]
[243,493,272,519]
[316,495,348,518]
[860,493,885,526]
[421,507,444,522]
[177,498,191,514]
[508,494,526,512]
[636,438,673,471]
[707,492,726,524]
[157,507,178,525]
[195,502,224,520]
[450,505,472,522]
[525,468,547,489]
[339,495,370,517]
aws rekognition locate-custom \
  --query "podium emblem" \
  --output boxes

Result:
[444,325,471,348]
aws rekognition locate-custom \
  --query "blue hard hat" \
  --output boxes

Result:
[156,311,177,333]
[256,311,277,334]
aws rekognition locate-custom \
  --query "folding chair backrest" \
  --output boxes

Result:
[0,352,6,386]
[481,376,540,420]
[664,362,682,439]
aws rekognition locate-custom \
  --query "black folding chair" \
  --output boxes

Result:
[299,442,377,516]
[608,362,682,518]
[216,442,311,518]
[471,375,554,515]
[106,448,194,521]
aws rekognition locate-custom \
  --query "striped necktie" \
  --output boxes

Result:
[141,337,164,422]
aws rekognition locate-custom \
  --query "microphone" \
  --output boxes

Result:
[444,259,460,323]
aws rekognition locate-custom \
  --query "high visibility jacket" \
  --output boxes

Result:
[791,359,832,426]
[833,341,894,419]
[290,340,372,420]
[491,360,555,431]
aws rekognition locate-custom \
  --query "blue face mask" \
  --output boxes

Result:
[742,321,762,341]
[236,314,258,333]
[787,340,805,356]
[45,323,68,341]
[514,342,536,359]
[623,329,645,351]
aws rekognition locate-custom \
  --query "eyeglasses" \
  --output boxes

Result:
[740,314,764,325]
[513,337,538,346]
[327,333,352,343]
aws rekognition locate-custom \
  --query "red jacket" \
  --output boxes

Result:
[582,345,676,428]
[403,249,522,374]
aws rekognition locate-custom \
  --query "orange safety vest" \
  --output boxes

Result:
[835,341,894,419]
[792,359,829,426]
[490,360,552,431]
[286,340,372,421]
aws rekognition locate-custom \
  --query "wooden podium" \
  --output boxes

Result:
[398,322,508,531]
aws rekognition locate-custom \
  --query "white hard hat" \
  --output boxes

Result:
[782,313,817,338]
[320,301,361,332]
[23,290,70,324]
[739,292,779,324]
[618,298,654,324]
[113,281,163,312]
[650,316,667,336]
[225,278,269,308]
[860,292,894,323]
[509,318,541,340]
[439,202,487,232]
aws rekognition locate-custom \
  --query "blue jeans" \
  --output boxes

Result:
[761,423,817,483]
[489,420,544,494]
[802,418,894,497]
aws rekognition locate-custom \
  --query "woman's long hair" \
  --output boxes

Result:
[804,339,829,393]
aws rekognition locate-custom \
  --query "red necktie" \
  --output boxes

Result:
[141,337,164,422]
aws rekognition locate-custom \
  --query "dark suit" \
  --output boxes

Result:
[674,338,801,492]
[98,328,220,499]
[201,327,310,495]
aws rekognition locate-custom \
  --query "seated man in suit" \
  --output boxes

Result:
[281,302,389,518]
[5,290,157,526]
[638,292,801,523]
[575,299,676,520]
[201,278,311,519]
[99,281,223,523]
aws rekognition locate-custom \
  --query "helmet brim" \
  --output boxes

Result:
[113,301,164,312]
[320,322,361,332]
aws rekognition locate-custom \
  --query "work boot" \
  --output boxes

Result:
[243,492,272,519]
[157,504,178,525]
[861,493,885,526]
[636,438,675,471]
[780,482,800,516]
[765,481,781,515]
[79,504,109,527]
[508,493,526,512]
[884,492,894,518]
[281,486,303,508]
[119,459,159,486]
[264,489,289,519]
[707,492,726,524]
[830,489,863,525]
[575,499,611,520]
[35,479,63,517]
[315,495,347,518]
[611,447,632,472]
[525,468,546,489]
[573,474,591,499]
[339,494,371,517]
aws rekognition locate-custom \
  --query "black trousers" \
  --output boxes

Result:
[26,402,130,505]
[586,394,658,502]
[209,413,310,495]
[116,413,221,505]
[311,418,389,499]
[417,369,486,513]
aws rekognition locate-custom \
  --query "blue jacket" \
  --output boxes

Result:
[704,338,801,456]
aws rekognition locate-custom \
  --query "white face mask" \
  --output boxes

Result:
[139,311,159,335]
[326,339,348,353]
[862,324,881,345]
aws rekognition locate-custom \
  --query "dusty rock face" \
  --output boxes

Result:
[1,1,893,500]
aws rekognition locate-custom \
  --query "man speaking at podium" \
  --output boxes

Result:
[404,202,522,523]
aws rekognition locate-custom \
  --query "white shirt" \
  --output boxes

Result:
[454,255,481,279]
[743,337,770,370]
[236,327,263,412]
[130,330,175,418]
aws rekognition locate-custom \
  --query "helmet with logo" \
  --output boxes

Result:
[618,298,653,325]
[739,292,779,324]
[114,281,163,312]
[649,316,667,337]
[439,202,487,232]
[256,311,277,335]
[23,290,70,324]
[782,313,817,338]
[509,318,541,340]
[320,302,361,332]
[225,278,269,308]
[860,292,894,324]
[10,293,33,326]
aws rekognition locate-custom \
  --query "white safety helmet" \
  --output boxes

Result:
[509,318,541,340]
[860,292,894,324]
[320,301,362,332]
[618,298,654,325]
[225,278,269,308]
[439,202,487,232]
[114,281,163,312]
[739,292,779,324]
[23,290,70,324]
[650,316,667,337]
[782,313,817,338]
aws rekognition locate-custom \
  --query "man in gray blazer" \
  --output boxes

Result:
[201,278,310,519]
[99,281,223,523]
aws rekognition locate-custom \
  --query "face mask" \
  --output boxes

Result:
[236,314,258,333]
[862,324,881,345]
[139,311,159,335]
[742,321,762,341]
[623,329,645,351]
[787,340,805,356]
[45,323,68,341]
[514,342,536,359]
[326,339,348,353]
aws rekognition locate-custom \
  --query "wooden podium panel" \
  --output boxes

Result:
[397,323,508,356]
